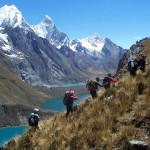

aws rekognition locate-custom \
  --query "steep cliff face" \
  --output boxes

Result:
[32,20,126,80]
[1,26,90,86]
[101,38,125,72]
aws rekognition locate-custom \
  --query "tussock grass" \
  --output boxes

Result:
[4,67,150,149]
[3,41,150,150]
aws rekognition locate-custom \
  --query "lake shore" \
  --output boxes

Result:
[37,84,88,99]
[0,85,90,148]
[0,84,88,129]
[0,84,88,128]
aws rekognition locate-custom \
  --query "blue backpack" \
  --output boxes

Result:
[28,114,38,126]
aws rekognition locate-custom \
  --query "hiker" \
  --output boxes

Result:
[128,58,136,76]
[128,58,139,76]
[103,73,118,89]
[63,90,78,118]
[86,77,103,99]
[139,55,146,72]
[28,108,41,130]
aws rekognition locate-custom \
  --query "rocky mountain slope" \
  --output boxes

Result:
[2,38,150,150]
[32,15,125,76]
[0,5,125,86]
[0,52,49,106]
[0,51,59,128]
[117,37,150,73]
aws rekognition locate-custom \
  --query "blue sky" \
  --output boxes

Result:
[0,0,150,49]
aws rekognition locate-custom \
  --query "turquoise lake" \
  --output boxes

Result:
[42,92,90,112]
[0,92,90,148]
[0,126,28,147]
[60,82,86,87]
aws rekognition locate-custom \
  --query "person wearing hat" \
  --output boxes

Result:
[28,108,41,130]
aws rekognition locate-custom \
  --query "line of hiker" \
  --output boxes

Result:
[27,54,147,129]
[128,55,146,76]
[27,55,148,131]
[28,90,78,130]
[62,74,119,118]
[28,74,119,128]
[86,74,119,99]
[27,75,119,129]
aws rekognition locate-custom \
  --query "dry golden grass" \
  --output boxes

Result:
[4,68,149,150]
[3,40,150,150]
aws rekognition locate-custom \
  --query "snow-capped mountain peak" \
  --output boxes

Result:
[70,33,105,53]
[43,15,54,25]
[31,15,55,39]
[32,15,70,49]
[0,4,125,86]
[79,34,105,52]
[0,5,29,29]
[84,33,103,42]
[1,5,19,12]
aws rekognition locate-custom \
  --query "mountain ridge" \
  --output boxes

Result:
[0,5,125,86]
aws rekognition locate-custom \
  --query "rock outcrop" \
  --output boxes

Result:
[0,104,57,128]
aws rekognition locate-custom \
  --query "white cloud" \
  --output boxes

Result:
[133,36,142,40]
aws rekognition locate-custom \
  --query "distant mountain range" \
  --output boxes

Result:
[0,5,126,86]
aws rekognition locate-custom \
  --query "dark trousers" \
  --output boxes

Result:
[66,104,73,118]
[90,91,97,99]
[130,68,136,76]
[140,65,145,72]
[104,84,110,89]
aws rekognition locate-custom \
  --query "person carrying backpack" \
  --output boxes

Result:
[128,58,134,72]
[86,77,103,99]
[103,73,118,89]
[139,55,146,72]
[63,89,78,118]
[128,57,140,76]
[28,108,41,130]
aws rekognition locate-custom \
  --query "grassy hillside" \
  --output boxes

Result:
[0,52,48,106]
[2,40,150,149]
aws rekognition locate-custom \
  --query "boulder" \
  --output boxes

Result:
[129,140,149,150]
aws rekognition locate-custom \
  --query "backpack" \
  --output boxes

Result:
[128,61,134,71]
[28,114,38,126]
[86,79,96,91]
[63,91,70,105]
